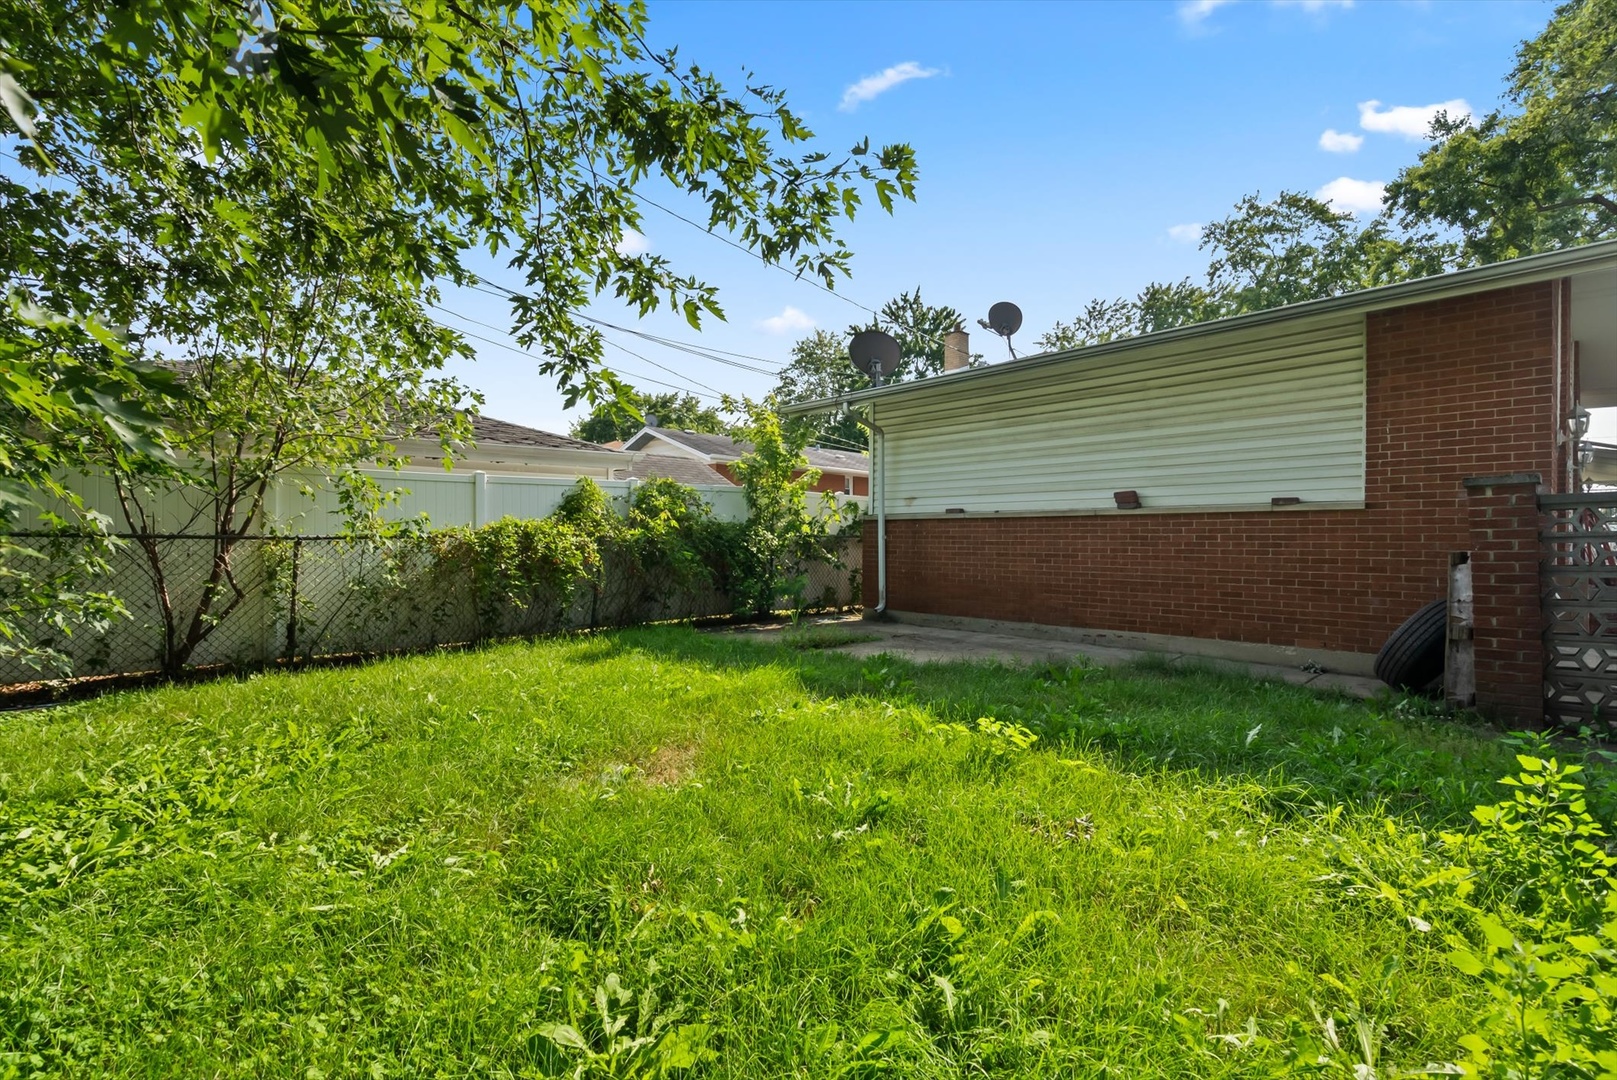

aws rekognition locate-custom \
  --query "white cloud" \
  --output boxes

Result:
[838,62,940,112]
[1316,176,1386,216]
[1181,0,1348,23]
[614,229,651,256]
[1357,98,1472,139]
[760,306,815,334]
[1178,0,1233,23]
[1318,128,1364,153]
[1167,223,1203,244]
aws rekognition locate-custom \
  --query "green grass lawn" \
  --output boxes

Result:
[0,626,1524,1077]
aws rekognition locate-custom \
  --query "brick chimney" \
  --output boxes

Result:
[943,325,970,372]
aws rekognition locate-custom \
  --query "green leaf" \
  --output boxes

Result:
[533,1022,589,1051]
[1478,916,1516,951]
[654,1023,712,1070]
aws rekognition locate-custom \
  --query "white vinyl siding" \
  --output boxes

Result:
[874,313,1366,515]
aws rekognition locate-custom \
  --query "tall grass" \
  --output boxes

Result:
[0,627,1525,1077]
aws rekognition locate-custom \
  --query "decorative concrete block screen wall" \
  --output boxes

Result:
[864,280,1576,722]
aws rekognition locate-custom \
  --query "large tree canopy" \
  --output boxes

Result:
[1037,192,1453,352]
[1387,0,1617,262]
[1,0,918,405]
[0,0,918,670]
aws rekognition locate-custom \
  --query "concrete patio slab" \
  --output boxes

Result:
[716,614,1386,700]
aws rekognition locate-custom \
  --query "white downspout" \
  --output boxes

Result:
[854,409,887,616]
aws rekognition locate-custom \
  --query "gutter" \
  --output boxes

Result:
[780,237,1617,417]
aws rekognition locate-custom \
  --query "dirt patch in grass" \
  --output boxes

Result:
[639,741,699,786]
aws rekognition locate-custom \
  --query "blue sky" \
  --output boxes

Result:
[439,0,1554,437]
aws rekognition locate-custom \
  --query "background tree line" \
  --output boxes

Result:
[1038,0,1615,350]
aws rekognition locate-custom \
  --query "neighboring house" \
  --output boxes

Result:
[626,453,739,487]
[399,414,634,479]
[621,426,871,495]
[57,414,765,534]
[357,415,751,527]
[784,240,1617,724]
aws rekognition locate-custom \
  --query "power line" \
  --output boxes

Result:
[427,311,726,404]
[637,195,879,323]
[431,301,726,398]
[460,278,783,375]
[636,194,954,354]
[582,316,778,377]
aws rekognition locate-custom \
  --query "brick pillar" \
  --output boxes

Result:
[1462,474,1545,724]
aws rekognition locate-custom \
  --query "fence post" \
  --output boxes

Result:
[285,537,302,663]
[1462,473,1545,725]
[473,471,489,529]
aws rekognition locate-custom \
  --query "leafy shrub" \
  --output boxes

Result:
[1336,738,1617,1078]
[1438,750,1617,1078]
[305,471,855,652]
[724,399,856,617]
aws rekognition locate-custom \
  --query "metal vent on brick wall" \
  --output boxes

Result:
[1541,493,1617,727]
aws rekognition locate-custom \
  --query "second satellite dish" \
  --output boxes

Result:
[849,329,902,385]
[977,301,1023,360]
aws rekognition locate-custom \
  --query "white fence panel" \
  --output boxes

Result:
[49,466,808,535]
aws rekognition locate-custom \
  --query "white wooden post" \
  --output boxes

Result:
[473,471,488,528]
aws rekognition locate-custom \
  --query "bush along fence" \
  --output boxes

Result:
[1,477,860,689]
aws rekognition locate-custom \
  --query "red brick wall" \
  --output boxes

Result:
[865,281,1570,658]
[710,463,868,496]
[806,472,869,496]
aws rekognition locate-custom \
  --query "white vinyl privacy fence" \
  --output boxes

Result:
[60,468,859,533]
[287,471,755,531]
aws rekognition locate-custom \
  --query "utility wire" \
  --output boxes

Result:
[460,278,783,376]
[637,195,881,323]
[636,194,955,354]
[427,312,726,404]
[582,316,778,377]
[432,302,725,397]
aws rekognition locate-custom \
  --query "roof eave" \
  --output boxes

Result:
[780,239,1617,417]
[400,438,633,467]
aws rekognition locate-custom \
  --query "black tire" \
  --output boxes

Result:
[1374,599,1448,690]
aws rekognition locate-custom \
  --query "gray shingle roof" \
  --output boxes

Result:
[640,427,745,459]
[625,454,735,486]
[803,446,871,474]
[469,415,614,452]
[636,427,868,474]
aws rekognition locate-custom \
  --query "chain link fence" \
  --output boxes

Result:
[2,531,860,690]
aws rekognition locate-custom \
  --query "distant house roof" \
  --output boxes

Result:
[626,454,736,486]
[623,426,868,475]
[468,415,612,452]
[803,446,873,474]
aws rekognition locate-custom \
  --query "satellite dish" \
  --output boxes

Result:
[977,301,1023,360]
[986,302,1023,338]
[849,329,902,384]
